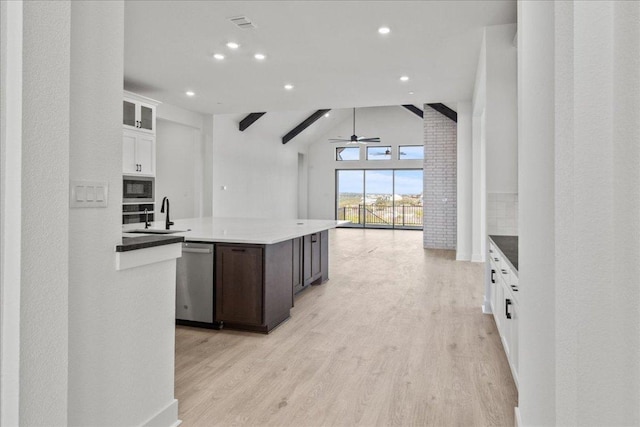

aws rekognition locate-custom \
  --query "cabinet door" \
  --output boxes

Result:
[135,133,155,175]
[139,103,155,132]
[122,131,138,174]
[292,237,303,294]
[215,245,263,325]
[123,100,136,128]
[303,234,312,284]
[310,233,321,277]
[509,299,519,377]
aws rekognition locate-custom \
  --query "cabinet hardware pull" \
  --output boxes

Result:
[501,269,508,274]
[491,269,495,283]
[505,299,512,319]
[231,248,246,252]
[311,233,318,243]
[494,257,499,262]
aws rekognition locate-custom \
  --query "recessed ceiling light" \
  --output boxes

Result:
[254,53,266,60]
[378,26,391,35]
[324,113,330,117]
[284,84,294,90]
[226,42,240,49]
[408,91,415,95]
[213,53,225,60]
[400,76,410,82]
[186,91,195,97]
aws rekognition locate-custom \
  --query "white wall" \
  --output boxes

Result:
[471,32,487,263]
[456,102,472,260]
[155,102,212,219]
[0,2,180,425]
[155,119,201,220]
[18,2,71,424]
[211,113,301,219]
[1,1,23,424]
[472,24,518,260]
[518,0,640,424]
[307,106,423,220]
[68,2,179,426]
[485,24,518,194]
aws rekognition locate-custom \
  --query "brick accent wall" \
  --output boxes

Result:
[423,106,457,249]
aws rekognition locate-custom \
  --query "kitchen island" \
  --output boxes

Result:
[124,217,343,333]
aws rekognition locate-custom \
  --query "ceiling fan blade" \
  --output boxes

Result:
[329,138,350,143]
[358,137,381,143]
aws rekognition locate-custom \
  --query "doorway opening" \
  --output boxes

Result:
[336,169,423,230]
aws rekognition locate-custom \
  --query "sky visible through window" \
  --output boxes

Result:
[338,169,423,194]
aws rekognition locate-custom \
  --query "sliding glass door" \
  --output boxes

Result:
[336,169,423,230]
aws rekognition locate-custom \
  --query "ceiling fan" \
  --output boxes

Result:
[329,108,381,144]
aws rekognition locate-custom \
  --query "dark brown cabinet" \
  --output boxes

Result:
[294,230,329,295]
[303,232,322,286]
[215,240,293,333]
[292,237,303,294]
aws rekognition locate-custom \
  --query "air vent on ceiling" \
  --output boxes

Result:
[228,16,256,30]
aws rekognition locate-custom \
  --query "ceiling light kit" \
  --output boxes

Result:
[329,108,381,145]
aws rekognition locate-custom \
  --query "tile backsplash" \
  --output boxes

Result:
[487,193,518,236]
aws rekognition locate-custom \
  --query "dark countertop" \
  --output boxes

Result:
[116,235,184,252]
[489,235,518,272]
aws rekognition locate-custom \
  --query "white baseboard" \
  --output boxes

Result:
[482,301,492,314]
[141,399,180,427]
[514,407,522,427]
[456,252,471,261]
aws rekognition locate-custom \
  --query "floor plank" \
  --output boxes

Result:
[175,228,518,426]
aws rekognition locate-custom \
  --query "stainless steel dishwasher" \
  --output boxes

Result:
[176,242,219,328]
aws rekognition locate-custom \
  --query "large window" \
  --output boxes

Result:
[336,169,423,229]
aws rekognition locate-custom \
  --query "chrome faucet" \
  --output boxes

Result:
[160,197,174,230]
[144,208,150,229]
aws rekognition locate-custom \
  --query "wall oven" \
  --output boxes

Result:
[122,203,155,225]
[123,176,154,203]
[123,176,154,225]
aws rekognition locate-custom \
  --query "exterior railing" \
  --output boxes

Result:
[337,205,423,228]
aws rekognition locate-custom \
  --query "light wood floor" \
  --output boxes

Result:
[175,229,517,426]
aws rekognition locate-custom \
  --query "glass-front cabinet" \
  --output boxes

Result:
[123,91,158,133]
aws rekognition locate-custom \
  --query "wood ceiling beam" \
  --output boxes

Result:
[282,109,331,144]
[426,103,458,122]
[402,104,424,118]
[239,112,266,131]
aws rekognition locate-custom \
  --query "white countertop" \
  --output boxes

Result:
[123,217,346,245]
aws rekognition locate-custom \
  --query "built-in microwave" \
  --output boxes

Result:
[123,176,154,203]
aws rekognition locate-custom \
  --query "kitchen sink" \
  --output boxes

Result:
[127,229,187,235]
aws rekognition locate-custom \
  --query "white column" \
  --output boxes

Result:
[517,0,556,423]
[19,1,71,425]
[0,1,23,425]
[518,0,640,424]
[456,102,472,260]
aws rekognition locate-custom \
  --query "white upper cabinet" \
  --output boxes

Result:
[123,91,160,176]
[123,91,159,134]
[123,129,155,176]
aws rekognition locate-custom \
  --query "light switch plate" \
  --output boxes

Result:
[70,181,108,208]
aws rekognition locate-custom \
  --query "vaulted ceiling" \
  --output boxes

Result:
[124,1,516,115]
